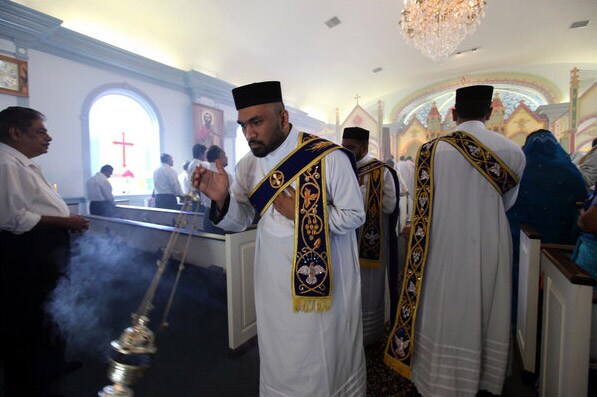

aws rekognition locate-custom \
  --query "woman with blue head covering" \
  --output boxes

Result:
[507,129,588,326]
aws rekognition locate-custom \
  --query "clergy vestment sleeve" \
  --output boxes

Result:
[214,162,257,232]
[325,150,366,235]
[382,167,397,214]
[501,148,526,210]
[213,194,255,232]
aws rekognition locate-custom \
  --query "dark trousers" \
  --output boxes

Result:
[155,193,179,210]
[89,200,116,216]
[0,229,71,394]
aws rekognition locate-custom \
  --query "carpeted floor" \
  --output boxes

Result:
[364,327,418,397]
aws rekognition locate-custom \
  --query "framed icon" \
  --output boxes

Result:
[192,103,224,147]
[0,54,28,97]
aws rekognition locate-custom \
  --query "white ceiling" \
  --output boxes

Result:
[12,0,597,123]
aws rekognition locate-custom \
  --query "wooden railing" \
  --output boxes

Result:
[115,204,204,228]
[538,246,595,397]
[87,215,257,349]
[515,224,543,375]
[515,224,596,396]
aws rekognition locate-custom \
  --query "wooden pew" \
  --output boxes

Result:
[539,246,595,397]
[87,215,256,350]
[515,224,542,376]
[115,204,204,228]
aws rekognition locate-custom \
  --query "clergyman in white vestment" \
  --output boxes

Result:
[409,86,525,397]
[342,126,398,347]
[193,81,367,397]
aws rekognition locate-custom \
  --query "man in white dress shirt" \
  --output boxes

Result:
[153,153,184,210]
[342,126,400,346]
[193,81,367,396]
[385,86,525,397]
[0,106,89,394]
[576,138,597,190]
[87,164,116,216]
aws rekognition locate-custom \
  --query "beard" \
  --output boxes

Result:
[248,124,287,158]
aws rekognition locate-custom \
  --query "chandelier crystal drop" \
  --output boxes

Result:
[400,0,487,62]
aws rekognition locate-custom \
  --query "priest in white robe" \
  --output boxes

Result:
[342,126,399,346]
[385,85,525,397]
[193,81,367,397]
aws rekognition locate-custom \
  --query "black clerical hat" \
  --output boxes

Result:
[455,85,494,105]
[342,127,369,141]
[232,81,283,110]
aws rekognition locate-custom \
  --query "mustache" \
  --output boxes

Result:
[248,139,263,146]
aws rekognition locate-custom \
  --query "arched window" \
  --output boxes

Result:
[86,87,160,196]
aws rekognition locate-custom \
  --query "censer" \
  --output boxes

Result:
[99,192,202,397]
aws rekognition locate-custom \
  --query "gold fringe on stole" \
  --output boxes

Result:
[292,157,333,313]
[383,355,412,379]
[293,297,332,313]
[384,140,436,379]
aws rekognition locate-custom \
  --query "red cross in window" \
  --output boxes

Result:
[113,132,134,167]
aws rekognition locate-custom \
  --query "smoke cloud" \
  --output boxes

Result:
[46,233,159,359]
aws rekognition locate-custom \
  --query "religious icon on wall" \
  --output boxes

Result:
[0,55,28,97]
[193,104,223,147]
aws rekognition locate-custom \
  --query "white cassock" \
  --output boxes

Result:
[411,120,525,397]
[216,128,367,397]
[357,153,397,346]
[395,159,415,227]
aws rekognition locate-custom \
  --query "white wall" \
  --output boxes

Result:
[24,50,193,199]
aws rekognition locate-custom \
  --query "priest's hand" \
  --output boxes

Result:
[192,159,229,207]
[273,186,296,220]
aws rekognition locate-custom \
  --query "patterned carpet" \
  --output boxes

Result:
[365,325,418,397]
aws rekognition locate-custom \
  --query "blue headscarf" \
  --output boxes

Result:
[507,129,588,327]
[508,129,588,246]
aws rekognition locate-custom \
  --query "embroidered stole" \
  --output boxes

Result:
[384,131,519,378]
[248,132,355,312]
[357,159,386,268]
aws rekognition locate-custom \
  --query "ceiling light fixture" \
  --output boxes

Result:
[399,0,487,62]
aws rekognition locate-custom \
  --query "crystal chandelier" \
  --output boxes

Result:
[399,0,487,62]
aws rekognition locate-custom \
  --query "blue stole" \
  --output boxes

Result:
[249,132,356,312]
[357,159,386,268]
